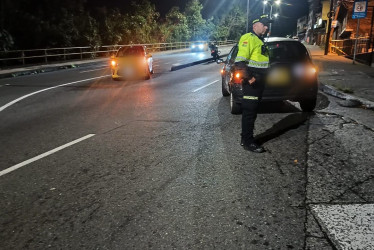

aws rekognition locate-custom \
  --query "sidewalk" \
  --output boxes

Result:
[306,44,374,110]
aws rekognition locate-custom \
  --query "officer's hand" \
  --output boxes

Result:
[248,77,256,85]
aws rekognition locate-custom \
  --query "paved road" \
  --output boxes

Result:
[0,48,373,249]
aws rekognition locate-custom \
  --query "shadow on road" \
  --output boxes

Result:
[255,112,312,145]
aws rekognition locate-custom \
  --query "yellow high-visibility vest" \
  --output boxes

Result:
[235,32,270,69]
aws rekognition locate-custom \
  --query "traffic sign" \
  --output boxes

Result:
[352,0,368,19]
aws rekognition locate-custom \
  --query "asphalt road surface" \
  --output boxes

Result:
[0,49,372,249]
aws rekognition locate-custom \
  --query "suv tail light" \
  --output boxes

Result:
[231,72,243,84]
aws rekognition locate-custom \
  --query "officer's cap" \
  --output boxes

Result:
[252,14,273,25]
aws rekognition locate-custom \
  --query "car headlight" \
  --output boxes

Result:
[198,44,204,49]
[191,45,196,48]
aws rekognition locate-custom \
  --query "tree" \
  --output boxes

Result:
[214,5,246,41]
[161,7,189,42]
[99,9,127,45]
[122,0,160,44]
[184,0,206,40]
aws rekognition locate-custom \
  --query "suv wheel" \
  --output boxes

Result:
[230,92,242,114]
[222,77,230,96]
[299,97,317,112]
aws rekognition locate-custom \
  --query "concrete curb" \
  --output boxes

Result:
[320,82,374,110]
[170,53,229,71]
[0,60,109,79]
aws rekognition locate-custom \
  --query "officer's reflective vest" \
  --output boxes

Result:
[235,32,269,70]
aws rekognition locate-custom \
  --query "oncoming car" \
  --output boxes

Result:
[220,37,318,114]
[111,45,153,80]
[190,41,208,52]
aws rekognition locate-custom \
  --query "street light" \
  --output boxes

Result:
[263,0,268,14]
[263,0,281,35]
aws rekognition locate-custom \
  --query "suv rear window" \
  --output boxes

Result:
[268,42,309,63]
[117,46,145,57]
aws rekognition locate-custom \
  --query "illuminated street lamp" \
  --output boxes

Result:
[263,0,281,35]
[263,0,268,14]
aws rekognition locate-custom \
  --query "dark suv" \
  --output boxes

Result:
[220,37,318,113]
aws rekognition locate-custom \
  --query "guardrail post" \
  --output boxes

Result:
[22,51,25,65]
[63,49,66,61]
[80,48,83,60]
[44,49,48,63]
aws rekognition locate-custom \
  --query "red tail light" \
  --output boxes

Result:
[231,72,243,84]
[111,60,117,67]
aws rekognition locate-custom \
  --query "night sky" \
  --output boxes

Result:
[88,0,309,36]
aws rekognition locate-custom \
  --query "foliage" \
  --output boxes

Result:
[184,0,206,40]
[0,0,246,50]
[162,7,190,43]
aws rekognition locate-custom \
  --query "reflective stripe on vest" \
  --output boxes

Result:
[243,96,259,100]
[247,59,269,68]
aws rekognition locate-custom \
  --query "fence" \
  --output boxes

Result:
[0,41,236,68]
[331,38,373,56]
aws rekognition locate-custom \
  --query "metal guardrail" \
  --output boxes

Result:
[0,41,236,68]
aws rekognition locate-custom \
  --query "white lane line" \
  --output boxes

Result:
[0,75,109,112]
[0,134,95,177]
[192,80,219,92]
[80,67,108,73]
[164,62,171,65]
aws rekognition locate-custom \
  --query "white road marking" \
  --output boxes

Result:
[0,134,95,177]
[0,75,109,112]
[192,80,219,92]
[80,67,108,73]
[164,62,171,65]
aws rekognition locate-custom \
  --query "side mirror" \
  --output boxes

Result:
[216,59,224,64]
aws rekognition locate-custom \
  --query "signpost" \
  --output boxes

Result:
[352,0,368,64]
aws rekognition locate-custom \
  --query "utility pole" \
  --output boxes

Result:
[324,0,334,55]
[246,0,250,33]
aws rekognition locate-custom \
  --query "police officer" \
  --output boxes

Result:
[235,14,273,153]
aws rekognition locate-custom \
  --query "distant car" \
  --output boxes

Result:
[220,37,318,113]
[111,45,153,80]
[190,41,208,52]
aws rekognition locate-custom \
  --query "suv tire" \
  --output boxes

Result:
[299,97,317,112]
[222,77,230,96]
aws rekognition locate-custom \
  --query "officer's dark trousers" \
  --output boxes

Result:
[241,79,265,144]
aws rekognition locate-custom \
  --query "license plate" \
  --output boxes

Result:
[266,68,290,86]
[121,67,134,76]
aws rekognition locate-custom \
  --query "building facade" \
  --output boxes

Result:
[298,0,374,65]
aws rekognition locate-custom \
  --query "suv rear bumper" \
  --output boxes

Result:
[231,82,318,103]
